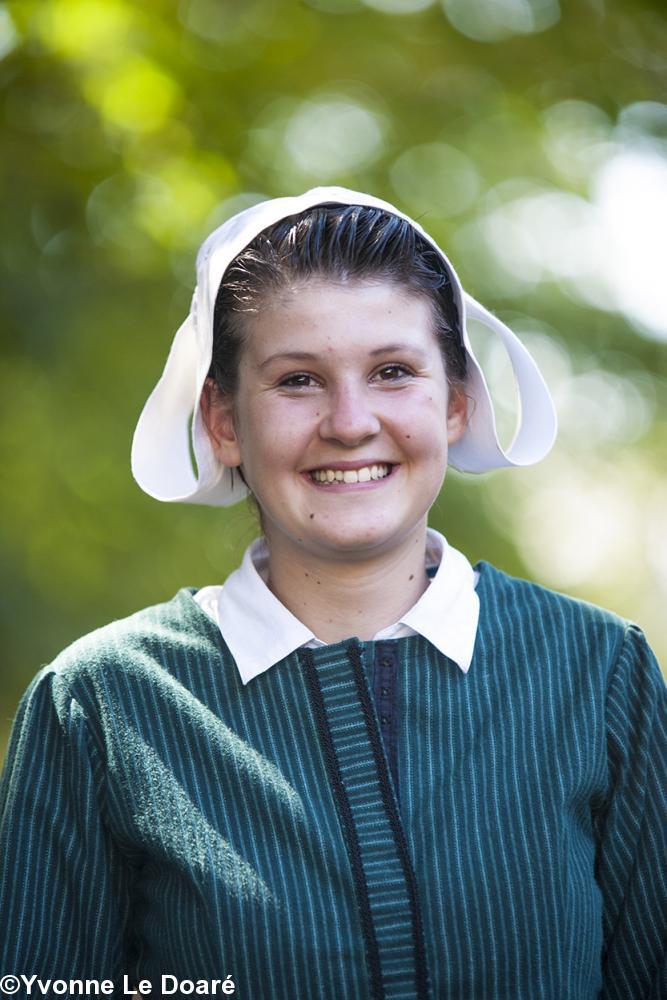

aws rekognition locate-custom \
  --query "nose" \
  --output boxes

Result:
[318,383,382,446]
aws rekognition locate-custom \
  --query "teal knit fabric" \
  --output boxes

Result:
[1,562,665,998]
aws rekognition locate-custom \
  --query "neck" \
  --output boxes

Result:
[265,526,431,643]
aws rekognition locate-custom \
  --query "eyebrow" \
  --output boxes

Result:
[369,342,429,358]
[258,343,430,369]
[259,351,319,370]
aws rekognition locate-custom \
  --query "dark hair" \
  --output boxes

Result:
[208,204,467,395]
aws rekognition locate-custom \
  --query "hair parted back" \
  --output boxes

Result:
[208,203,467,396]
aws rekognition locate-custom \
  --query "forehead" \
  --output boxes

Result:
[240,278,439,361]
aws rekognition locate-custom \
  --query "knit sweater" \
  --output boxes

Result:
[1,562,665,999]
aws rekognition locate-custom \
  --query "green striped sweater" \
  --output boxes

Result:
[1,562,666,998]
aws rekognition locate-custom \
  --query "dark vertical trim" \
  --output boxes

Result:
[299,649,385,1000]
[347,642,430,1000]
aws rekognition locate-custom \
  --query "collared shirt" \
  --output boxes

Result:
[195,528,480,685]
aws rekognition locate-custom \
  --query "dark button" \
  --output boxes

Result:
[380,686,390,696]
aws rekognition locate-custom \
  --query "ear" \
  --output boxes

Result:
[200,378,242,467]
[446,384,469,445]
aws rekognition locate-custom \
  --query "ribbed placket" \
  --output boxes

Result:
[300,641,429,1000]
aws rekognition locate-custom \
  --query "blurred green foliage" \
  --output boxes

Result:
[2,0,666,763]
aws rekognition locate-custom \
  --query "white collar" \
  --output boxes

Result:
[195,528,479,685]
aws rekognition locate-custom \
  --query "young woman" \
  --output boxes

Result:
[1,187,665,999]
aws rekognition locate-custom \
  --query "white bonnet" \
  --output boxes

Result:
[131,186,557,506]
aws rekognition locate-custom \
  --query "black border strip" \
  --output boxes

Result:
[299,648,385,1000]
[347,641,430,1000]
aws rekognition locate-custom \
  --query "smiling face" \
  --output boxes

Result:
[202,279,467,568]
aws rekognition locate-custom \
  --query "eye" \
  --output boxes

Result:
[278,372,319,389]
[374,364,414,382]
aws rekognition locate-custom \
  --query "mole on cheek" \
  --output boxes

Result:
[309,513,315,519]
[409,574,414,581]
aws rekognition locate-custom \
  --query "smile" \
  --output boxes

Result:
[309,464,392,484]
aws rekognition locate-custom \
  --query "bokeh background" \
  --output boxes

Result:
[1,0,666,763]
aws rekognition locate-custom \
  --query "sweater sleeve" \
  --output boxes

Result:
[596,625,667,1000]
[0,667,133,984]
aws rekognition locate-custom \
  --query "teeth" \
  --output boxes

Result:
[310,464,391,484]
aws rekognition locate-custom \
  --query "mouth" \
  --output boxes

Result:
[307,463,395,485]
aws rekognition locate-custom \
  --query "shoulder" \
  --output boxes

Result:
[5,590,235,781]
[476,560,631,631]
[474,561,644,678]
[35,588,223,707]
[472,565,666,755]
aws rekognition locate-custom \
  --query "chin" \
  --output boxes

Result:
[306,525,408,560]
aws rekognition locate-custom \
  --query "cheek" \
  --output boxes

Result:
[237,405,306,473]
[395,391,450,453]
